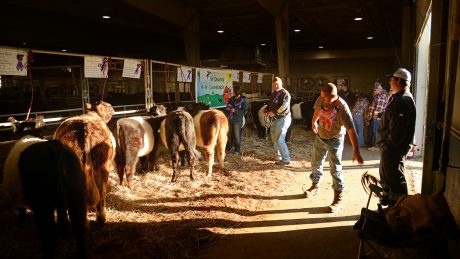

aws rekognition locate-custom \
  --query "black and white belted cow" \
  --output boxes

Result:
[113,105,167,187]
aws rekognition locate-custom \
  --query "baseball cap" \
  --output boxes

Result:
[386,68,411,82]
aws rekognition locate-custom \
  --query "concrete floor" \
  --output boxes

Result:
[203,143,422,259]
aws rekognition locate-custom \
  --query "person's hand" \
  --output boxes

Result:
[268,111,275,117]
[352,150,364,164]
[231,108,235,113]
[312,122,318,134]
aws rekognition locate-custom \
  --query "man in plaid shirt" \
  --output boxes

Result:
[367,83,387,150]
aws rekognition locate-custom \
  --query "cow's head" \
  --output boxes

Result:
[184,102,210,117]
[85,101,114,123]
[149,104,167,116]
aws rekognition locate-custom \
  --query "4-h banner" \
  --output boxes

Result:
[0,47,28,76]
[195,69,232,108]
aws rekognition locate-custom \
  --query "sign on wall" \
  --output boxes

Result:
[242,71,251,83]
[84,56,109,78]
[0,47,28,76]
[231,70,239,82]
[177,66,193,82]
[122,59,142,79]
[195,68,232,108]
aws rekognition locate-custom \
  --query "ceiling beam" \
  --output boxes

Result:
[257,0,287,17]
[290,48,395,61]
[122,0,197,27]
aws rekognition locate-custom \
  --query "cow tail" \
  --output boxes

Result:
[83,144,100,208]
[179,115,197,163]
[216,115,228,156]
[114,122,126,184]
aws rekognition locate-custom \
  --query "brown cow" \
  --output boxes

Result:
[192,108,229,177]
[53,101,115,224]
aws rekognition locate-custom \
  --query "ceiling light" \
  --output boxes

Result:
[22,42,27,45]
[318,46,324,49]
[354,17,363,21]
[102,15,111,19]
[61,49,67,52]
[294,29,301,32]
[260,43,266,46]
[366,36,374,40]
[217,22,224,34]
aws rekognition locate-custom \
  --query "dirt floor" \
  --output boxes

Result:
[0,123,422,258]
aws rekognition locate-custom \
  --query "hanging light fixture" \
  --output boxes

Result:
[217,22,224,34]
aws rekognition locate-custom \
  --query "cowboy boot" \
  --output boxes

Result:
[328,190,343,213]
[304,183,320,198]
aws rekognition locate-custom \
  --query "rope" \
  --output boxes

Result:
[25,50,34,120]
[164,62,171,104]
[100,57,112,101]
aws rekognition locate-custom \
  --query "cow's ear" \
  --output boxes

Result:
[85,103,92,111]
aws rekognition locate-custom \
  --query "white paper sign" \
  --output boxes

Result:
[84,56,109,78]
[242,71,251,83]
[122,59,142,79]
[177,66,193,82]
[0,47,28,76]
[257,73,263,83]
[231,70,240,82]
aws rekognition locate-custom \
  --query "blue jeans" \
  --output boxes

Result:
[310,135,345,191]
[226,121,243,153]
[371,118,380,146]
[352,114,365,146]
[271,116,291,162]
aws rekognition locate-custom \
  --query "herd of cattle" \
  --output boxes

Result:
[1,97,316,257]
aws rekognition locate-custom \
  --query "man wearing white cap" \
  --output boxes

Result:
[377,68,416,194]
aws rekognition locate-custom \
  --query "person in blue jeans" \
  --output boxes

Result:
[306,83,364,213]
[225,84,248,155]
[351,93,369,147]
[267,77,291,165]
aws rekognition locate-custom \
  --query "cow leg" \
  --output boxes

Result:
[33,206,57,259]
[94,158,110,224]
[205,148,215,177]
[139,156,148,173]
[179,150,187,167]
[170,149,181,182]
[184,146,196,181]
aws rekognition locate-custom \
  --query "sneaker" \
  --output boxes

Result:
[275,161,290,166]
[367,147,379,151]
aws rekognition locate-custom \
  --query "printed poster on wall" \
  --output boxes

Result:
[0,47,28,76]
[122,59,142,79]
[257,73,263,83]
[195,68,232,108]
[231,70,239,82]
[177,66,193,82]
[242,71,251,83]
[84,56,109,78]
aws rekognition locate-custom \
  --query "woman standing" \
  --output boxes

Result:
[225,85,248,155]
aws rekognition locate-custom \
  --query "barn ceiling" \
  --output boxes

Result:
[0,0,404,70]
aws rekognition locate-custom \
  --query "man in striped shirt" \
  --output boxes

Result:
[367,83,387,151]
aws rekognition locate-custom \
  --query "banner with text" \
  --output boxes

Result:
[196,68,232,108]
[0,47,28,76]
